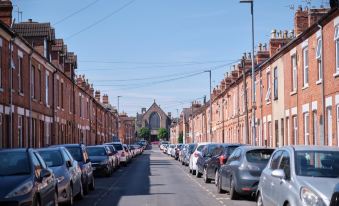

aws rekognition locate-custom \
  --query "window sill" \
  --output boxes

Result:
[316,79,322,85]
[302,85,309,90]
[333,72,339,78]
[32,99,37,102]
[19,92,24,97]
[46,104,50,108]
[290,91,297,96]
[266,101,271,105]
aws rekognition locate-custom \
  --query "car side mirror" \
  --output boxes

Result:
[86,159,91,163]
[271,169,285,179]
[66,160,73,168]
[39,169,51,181]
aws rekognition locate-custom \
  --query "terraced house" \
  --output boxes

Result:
[0,1,128,148]
[171,5,339,147]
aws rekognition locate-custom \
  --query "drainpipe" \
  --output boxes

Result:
[28,43,34,147]
[9,37,15,148]
[318,24,325,146]
[52,69,57,145]
[259,70,263,146]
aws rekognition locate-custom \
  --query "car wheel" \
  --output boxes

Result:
[214,170,219,186]
[89,176,95,191]
[105,166,111,177]
[196,169,201,178]
[203,168,211,183]
[32,195,40,206]
[76,182,84,200]
[216,176,225,194]
[230,177,239,200]
[66,186,74,206]
[83,178,90,195]
[53,190,59,206]
[257,192,264,206]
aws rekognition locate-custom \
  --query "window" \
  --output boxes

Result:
[286,117,290,145]
[304,112,309,145]
[45,72,49,105]
[291,55,297,91]
[327,107,333,146]
[0,40,2,88]
[18,56,23,93]
[0,114,2,148]
[31,66,35,99]
[61,82,64,109]
[79,95,82,117]
[18,115,23,147]
[270,150,282,170]
[293,116,298,145]
[38,68,41,101]
[335,26,339,74]
[265,71,271,102]
[268,121,272,147]
[273,67,278,100]
[279,151,291,180]
[316,38,322,81]
[303,47,309,86]
[56,79,59,108]
[313,111,318,145]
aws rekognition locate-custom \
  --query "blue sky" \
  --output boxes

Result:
[12,0,325,117]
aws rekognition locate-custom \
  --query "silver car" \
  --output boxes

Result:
[257,145,339,206]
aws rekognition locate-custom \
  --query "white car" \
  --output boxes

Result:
[105,142,129,165]
[188,142,212,175]
[167,144,175,156]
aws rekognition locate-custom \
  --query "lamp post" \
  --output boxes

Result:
[204,70,212,142]
[240,0,256,145]
[117,96,122,140]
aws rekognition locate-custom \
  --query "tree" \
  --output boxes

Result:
[139,127,150,141]
[157,128,168,140]
[178,132,183,143]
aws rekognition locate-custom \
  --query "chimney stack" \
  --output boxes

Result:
[95,90,101,102]
[102,94,109,104]
[294,6,308,36]
[89,84,94,97]
[0,0,13,27]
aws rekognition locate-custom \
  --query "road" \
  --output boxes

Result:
[76,147,256,206]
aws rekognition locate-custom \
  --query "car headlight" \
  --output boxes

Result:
[300,187,325,206]
[5,180,33,198]
[56,176,65,183]
[100,160,108,165]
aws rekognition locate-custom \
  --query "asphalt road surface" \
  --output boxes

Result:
[76,147,256,206]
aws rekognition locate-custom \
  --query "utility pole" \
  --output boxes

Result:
[204,70,212,142]
[191,101,194,143]
[240,0,256,145]
[242,56,250,144]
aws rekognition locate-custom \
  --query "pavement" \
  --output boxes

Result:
[76,147,256,206]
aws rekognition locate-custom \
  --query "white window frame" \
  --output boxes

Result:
[304,112,309,145]
[286,117,290,145]
[18,115,23,147]
[313,111,318,145]
[327,107,333,146]
[273,67,278,100]
[334,26,339,75]
[18,56,23,93]
[293,115,298,145]
[45,72,49,106]
[31,66,35,99]
[316,38,322,82]
[265,71,271,102]
[303,47,309,86]
[292,55,297,92]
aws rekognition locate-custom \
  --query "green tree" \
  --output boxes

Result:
[178,132,183,143]
[157,128,168,140]
[139,127,150,141]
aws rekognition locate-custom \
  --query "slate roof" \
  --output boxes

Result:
[12,21,55,40]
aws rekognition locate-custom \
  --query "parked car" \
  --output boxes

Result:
[87,145,114,177]
[123,144,132,162]
[167,144,175,156]
[38,147,83,205]
[57,144,95,194]
[0,148,58,206]
[203,144,242,184]
[217,146,274,200]
[105,142,128,166]
[330,184,339,206]
[174,144,183,160]
[196,143,220,178]
[178,144,188,163]
[104,145,119,170]
[188,142,211,175]
[183,143,197,166]
[257,146,339,206]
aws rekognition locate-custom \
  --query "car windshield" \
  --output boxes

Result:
[39,150,64,167]
[188,144,197,152]
[208,144,219,153]
[113,144,123,151]
[0,151,30,176]
[87,147,106,156]
[246,149,273,163]
[65,147,83,162]
[225,146,239,156]
[197,145,205,152]
[295,150,339,178]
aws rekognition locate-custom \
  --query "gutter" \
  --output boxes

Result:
[318,24,326,146]
[28,42,33,147]
[9,37,14,148]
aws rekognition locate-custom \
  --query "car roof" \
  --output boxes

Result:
[0,148,31,152]
[87,145,106,148]
[105,142,122,145]
[54,144,83,147]
[281,145,339,152]
[36,147,64,151]
[238,145,275,151]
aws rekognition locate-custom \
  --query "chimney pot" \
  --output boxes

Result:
[271,29,277,38]
[248,52,251,59]
[258,43,262,51]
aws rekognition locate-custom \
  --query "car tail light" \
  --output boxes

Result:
[219,155,226,165]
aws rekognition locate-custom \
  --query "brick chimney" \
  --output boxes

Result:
[294,6,309,36]
[89,84,94,97]
[256,43,270,65]
[308,8,330,27]
[0,0,13,27]
[95,90,101,102]
[102,94,109,104]
[269,30,291,56]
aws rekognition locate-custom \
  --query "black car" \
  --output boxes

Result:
[87,145,114,177]
[195,143,220,178]
[57,144,95,194]
[38,147,83,205]
[330,184,339,206]
[0,148,57,206]
[217,146,274,199]
[202,144,242,184]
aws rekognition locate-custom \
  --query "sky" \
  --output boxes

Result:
[12,0,327,117]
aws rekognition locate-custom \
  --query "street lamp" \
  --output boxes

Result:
[117,96,122,140]
[240,0,256,146]
[204,70,212,142]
